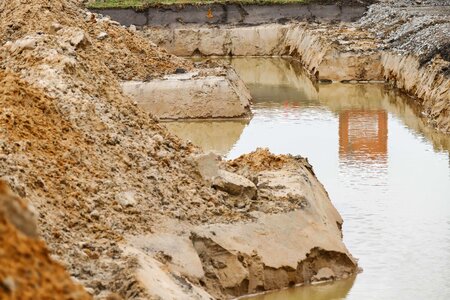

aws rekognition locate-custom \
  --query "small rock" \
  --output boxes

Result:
[235,201,246,209]
[312,267,335,282]
[90,210,100,220]
[174,68,187,74]
[10,38,36,53]
[129,25,137,33]
[213,170,257,199]
[191,152,220,180]
[152,134,164,143]
[70,31,86,47]
[85,287,95,295]
[51,22,62,32]
[97,32,108,41]
[115,191,136,207]
[211,260,227,269]
[1,277,16,294]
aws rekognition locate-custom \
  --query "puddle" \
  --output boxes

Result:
[162,58,450,300]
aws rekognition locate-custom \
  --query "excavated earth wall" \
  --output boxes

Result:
[358,1,450,133]
[143,23,384,82]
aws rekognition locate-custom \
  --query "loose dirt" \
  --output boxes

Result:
[0,180,91,300]
[0,0,191,81]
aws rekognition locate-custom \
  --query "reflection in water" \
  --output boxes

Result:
[166,58,450,300]
[248,276,355,300]
[339,110,388,163]
[338,110,389,190]
[163,120,248,155]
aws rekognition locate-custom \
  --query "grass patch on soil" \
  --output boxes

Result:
[87,0,310,9]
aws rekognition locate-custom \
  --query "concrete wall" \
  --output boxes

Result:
[91,3,367,27]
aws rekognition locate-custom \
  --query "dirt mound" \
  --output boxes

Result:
[0,0,249,295]
[0,60,246,295]
[0,0,191,80]
[227,148,291,172]
[0,180,91,300]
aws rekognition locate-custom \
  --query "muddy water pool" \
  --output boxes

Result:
[164,58,450,300]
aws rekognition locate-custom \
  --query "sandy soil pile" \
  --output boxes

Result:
[0,180,91,300]
[0,0,191,81]
[0,0,229,297]
[227,148,292,173]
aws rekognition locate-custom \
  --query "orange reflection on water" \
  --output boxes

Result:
[339,110,388,162]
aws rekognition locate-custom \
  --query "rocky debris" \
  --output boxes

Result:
[358,0,450,63]
[8,37,37,53]
[213,169,257,200]
[96,32,108,40]
[192,151,258,201]
[0,0,191,81]
[0,180,91,299]
[225,149,330,215]
[312,267,336,282]
[357,0,450,133]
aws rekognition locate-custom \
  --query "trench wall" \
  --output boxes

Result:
[90,5,449,133]
[142,24,449,133]
[382,53,450,133]
[144,24,384,82]
[90,3,367,27]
